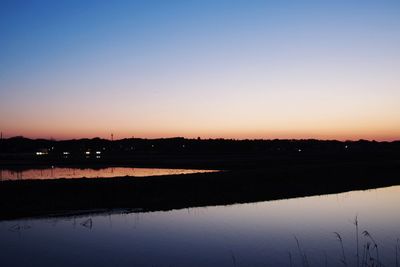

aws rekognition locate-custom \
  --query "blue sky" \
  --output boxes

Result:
[1,0,400,140]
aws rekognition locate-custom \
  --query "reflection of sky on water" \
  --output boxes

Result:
[0,167,217,181]
[1,186,400,266]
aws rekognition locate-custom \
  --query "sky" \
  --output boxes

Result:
[1,0,399,141]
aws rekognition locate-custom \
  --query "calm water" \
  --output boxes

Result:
[0,167,217,181]
[1,186,400,267]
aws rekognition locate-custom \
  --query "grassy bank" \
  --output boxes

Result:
[1,159,399,220]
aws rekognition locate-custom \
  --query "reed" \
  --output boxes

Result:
[396,238,399,267]
[229,250,237,267]
[294,235,310,267]
[334,232,348,266]
[361,243,367,267]
[363,231,380,266]
[287,218,399,266]
[324,250,328,267]
[354,216,359,267]
[288,251,293,267]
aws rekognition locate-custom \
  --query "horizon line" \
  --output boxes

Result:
[2,135,399,143]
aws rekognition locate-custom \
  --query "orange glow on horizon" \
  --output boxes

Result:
[3,129,399,142]
[1,1,400,144]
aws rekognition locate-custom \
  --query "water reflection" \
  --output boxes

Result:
[1,186,400,266]
[0,167,217,181]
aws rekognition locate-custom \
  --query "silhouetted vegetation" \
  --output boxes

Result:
[1,137,399,220]
[289,218,397,266]
[1,159,400,220]
[1,137,399,170]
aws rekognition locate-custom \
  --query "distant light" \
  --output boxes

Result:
[85,151,91,155]
[345,145,348,149]
[182,144,185,148]
[63,152,70,155]
[36,152,44,155]
[96,151,101,154]
[298,149,302,152]
[96,156,101,159]
[152,145,154,148]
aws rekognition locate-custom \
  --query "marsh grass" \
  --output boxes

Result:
[362,230,381,266]
[288,251,293,267]
[294,235,310,267]
[323,251,328,267]
[334,232,348,266]
[287,217,397,267]
[229,250,237,267]
[355,216,359,267]
[396,238,399,267]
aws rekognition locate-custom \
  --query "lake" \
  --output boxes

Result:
[1,185,399,266]
[0,167,217,181]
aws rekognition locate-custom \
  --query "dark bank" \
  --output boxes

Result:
[1,137,399,220]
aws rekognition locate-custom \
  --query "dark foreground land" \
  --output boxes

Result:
[0,137,399,220]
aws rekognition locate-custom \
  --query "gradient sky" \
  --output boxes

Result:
[1,0,399,140]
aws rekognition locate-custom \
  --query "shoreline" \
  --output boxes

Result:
[1,158,399,221]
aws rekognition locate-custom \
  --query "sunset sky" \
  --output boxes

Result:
[1,0,399,141]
